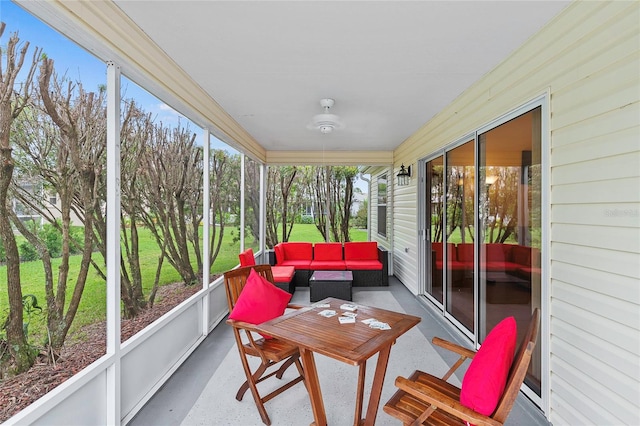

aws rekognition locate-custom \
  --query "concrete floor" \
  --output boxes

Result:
[130,277,549,426]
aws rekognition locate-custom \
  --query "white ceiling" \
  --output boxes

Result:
[111,1,568,153]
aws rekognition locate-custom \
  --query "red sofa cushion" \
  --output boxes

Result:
[274,244,284,264]
[344,242,378,261]
[460,316,517,415]
[483,243,511,263]
[238,248,256,267]
[313,243,343,261]
[310,260,347,270]
[228,268,292,339]
[456,243,474,263]
[281,242,313,261]
[345,260,382,270]
[511,245,531,266]
[272,265,295,283]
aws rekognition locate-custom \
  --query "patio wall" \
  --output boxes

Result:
[386,1,639,424]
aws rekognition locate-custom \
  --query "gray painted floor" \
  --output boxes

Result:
[130,277,549,426]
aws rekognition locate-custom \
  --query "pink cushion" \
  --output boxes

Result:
[460,316,517,416]
[313,243,344,261]
[238,248,256,267]
[228,268,292,339]
[344,242,378,261]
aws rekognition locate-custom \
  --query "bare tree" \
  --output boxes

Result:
[17,59,107,352]
[0,23,42,374]
[138,122,203,286]
[310,166,357,242]
[265,166,304,247]
[208,149,238,268]
[244,156,261,245]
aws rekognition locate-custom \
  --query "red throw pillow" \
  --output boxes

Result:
[239,248,256,267]
[460,316,517,416]
[228,268,292,339]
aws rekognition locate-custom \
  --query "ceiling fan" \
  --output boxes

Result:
[308,98,344,134]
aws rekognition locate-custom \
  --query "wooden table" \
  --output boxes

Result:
[255,297,421,426]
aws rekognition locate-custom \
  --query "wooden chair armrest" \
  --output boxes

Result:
[286,303,305,310]
[395,376,501,426]
[433,336,476,359]
[226,318,260,332]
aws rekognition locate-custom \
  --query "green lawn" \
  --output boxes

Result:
[0,224,368,342]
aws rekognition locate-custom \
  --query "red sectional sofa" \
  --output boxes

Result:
[271,241,389,287]
[238,248,296,293]
[432,242,541,286]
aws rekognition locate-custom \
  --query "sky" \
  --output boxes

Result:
[0,0,233,151]
[1,1,369,190]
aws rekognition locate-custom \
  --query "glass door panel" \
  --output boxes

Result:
[478,107,542,396]
[426,156,444,304]
[445,141,475,332]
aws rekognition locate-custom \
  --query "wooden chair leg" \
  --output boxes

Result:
[236,362,268,401]
[276,355,298,379]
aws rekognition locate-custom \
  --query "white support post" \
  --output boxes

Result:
[240,153,245,252]
[259,164,266,261]
[105,61,121,426]
[202,130,211,334]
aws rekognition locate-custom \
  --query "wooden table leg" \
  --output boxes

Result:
[361,344,392,426]
[300,347,327,426]
[353,362,366,426]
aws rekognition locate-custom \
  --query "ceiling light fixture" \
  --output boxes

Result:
[309,98,343,134]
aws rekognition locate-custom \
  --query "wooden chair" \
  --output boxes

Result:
[223,265,306,425]
[384,308,540,426]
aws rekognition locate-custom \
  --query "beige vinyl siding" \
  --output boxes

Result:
[393,1,639,423]
[393,176,419,294]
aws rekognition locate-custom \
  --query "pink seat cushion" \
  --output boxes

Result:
[238,248,256,267]
[228,268,292,339]
[460,316,517,416]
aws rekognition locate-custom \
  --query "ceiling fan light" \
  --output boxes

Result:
[319,125,334,134]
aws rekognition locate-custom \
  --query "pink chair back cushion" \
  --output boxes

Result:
[460,316,517,416]
[238,248,256,267]
[228,268,292,339]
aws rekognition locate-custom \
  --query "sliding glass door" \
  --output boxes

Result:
[478,107,542,395]
[444,141,475,332]
[425,156,444,304]
[419,102,543,400]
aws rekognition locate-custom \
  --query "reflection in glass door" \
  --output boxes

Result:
[425,156,444,304]
[478,107,542,396]
[445,141,475,332]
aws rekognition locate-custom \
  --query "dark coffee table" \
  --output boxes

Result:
[309,270,353,302]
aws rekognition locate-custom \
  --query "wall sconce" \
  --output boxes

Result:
[397,164,412,186]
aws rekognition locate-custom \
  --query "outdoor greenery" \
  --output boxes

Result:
[0,224,367,352]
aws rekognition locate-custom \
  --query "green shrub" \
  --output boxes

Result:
[19,241,38,262]
[300,215,314,224]
[41,223,62,258]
